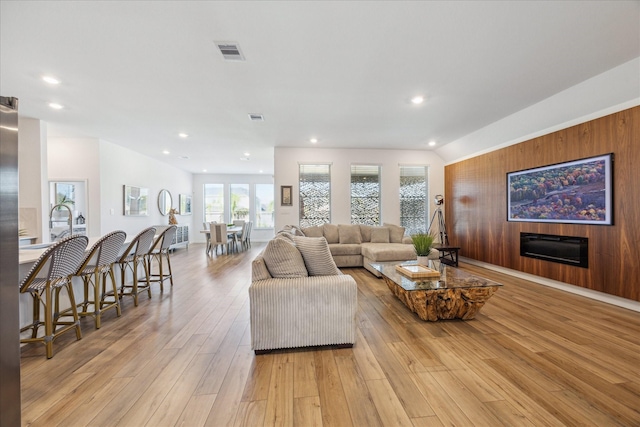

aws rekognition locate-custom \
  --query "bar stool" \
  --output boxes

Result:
[117,227,156,306]
[19,235,89,359]
[72,231,127,329]
[146,225,177,291]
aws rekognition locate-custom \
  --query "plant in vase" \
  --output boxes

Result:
[411,232,435,266]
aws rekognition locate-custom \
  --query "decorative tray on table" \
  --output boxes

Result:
[395,264,441,279]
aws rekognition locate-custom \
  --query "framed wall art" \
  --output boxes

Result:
[507,153,613,225]
[179,193,192,215]
[123,185,149,216]
[281,185,292,206]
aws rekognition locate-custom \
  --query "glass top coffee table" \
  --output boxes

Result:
[369,260,503,321]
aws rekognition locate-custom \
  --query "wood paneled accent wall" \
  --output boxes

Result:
[444,106,639,302]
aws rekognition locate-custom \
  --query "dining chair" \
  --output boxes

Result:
[236,222,250,251]
[203,222,211,254]
[210,222,232,255]
[70,230,127,329]
[117,227,156,306]
[146,225,177,291]
[245,221,253,248]
[19,235,89,358]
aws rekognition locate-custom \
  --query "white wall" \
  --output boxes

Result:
[48,137,101,238]
[99,140,193,239]
[18,117,48,242]
[274,147,445,231]
[192,173,275,243]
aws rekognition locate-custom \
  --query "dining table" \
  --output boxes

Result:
[201,225,242,253]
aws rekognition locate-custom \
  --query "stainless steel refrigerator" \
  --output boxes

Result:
[0,96,21,426]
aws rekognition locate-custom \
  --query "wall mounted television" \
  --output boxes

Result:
[507,153,613,225]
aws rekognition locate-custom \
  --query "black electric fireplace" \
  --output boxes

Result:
[520,232,588,268]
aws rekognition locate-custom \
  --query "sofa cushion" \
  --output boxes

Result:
[383,223,406,243]
[359,225,372,242]
[262,237,308,278]
[322,223,340,244]
[328,243,361,256]
[293,236,341,276]
[361,242,416,262]
[301,225,323,238]
[338,224,362,244]
[370,227,390,243]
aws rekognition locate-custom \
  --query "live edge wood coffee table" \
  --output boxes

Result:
[370,260,502,321]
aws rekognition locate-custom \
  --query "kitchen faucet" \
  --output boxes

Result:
[49,203,73,240]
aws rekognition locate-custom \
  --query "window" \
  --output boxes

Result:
[230,184,250,221]
[351,164,380,225]
[203,184,224,223]
[299,164,331,227]
[255,184,274,228]
[400,165,429,235]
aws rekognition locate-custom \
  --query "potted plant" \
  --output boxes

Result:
[411,232,435,266]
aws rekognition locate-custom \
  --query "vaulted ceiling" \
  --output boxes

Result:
[1,1,638,174]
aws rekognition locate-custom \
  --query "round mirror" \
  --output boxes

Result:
[158,189,172,216]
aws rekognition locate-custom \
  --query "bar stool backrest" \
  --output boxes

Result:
[149,225,177,252]
[77,231,127,273]
[119,227,157,262]
[20,235,89,291]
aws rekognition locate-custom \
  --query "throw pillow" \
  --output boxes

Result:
[252,255,272,281]
[383,223,406,243]
[370,227,390,243]
[338,224,362,244]
[293,236,341,276]
[262,237,308,278]
[301,225,323,237]
[279,224,305,236]
[359,225,373,242]
[322,223,340,244]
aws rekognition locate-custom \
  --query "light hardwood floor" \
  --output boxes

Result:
[20,243,640,426]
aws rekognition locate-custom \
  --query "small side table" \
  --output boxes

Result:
[432,244,460,267]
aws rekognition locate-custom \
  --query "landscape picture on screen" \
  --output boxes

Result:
[507,153,613,225]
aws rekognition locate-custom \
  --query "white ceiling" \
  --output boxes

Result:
[1,1,638,175]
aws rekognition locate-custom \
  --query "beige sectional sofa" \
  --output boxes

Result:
[299,223,422,277]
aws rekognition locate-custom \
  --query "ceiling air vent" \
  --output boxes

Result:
[215,42,245,61]
[248,113,264,121]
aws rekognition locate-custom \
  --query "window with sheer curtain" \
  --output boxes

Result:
[350,164,380,225]
[299,164,331,227]
[400,165,429,235]
[203,184,224,223]
[255,184,274,228]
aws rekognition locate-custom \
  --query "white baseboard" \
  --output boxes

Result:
[461,257,640,313]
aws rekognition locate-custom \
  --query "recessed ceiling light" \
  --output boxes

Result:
[243,152,251,157]
[179,133,188,138]
[428,141,437,147]
[42,76,60,85]
[411,96,424,105]
[49,103,64,109]
[259,169,263,173]
[202,169,207,172]
[310,138,318,143]
[162,150,170,155]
